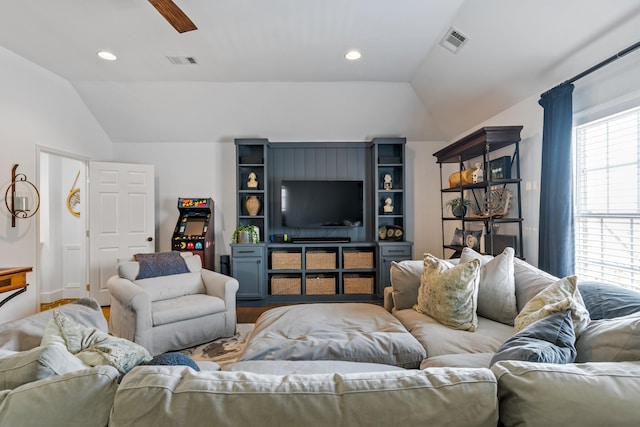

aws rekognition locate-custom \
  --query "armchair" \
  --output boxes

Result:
[107,252,238,356]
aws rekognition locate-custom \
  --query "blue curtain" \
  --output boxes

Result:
[538,83,575,277]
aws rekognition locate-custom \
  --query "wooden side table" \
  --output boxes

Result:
[0,267,32,308]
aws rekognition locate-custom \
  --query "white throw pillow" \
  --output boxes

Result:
[460,247,517,325]
[514,275,591,335]
[414,254,480,331]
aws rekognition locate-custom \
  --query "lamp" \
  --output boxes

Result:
[4,164,40,227]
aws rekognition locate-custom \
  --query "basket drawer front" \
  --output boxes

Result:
[306,251,336,270]
[344,276,374,294]
[343,251,374,269]
[271,276,302,295]
[272,252,302,270]
[305,275,336,295]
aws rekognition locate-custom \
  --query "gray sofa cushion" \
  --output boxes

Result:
[420,353,494,369]
[578,281,640,320]
[460,247,517,325]
[111,366,499,427]
[0,365,119,427]
[389,260,423,310]
[492,360,640,427]
[513,257,559,313]
[394,308,513,358]
[238,303,426,368]
[224,360,406,374]
[575,312,640,362]
[490,310,576,366]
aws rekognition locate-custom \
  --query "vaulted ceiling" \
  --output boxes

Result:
[1,0,639,142]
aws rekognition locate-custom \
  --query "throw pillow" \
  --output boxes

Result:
[460,247,517,325]
[575,312,640,362]
[390,260,424,310]
[0,345,88,390]
[134,251,189,280]
[143,352,200,371]
[42,311,151,374]
[414,254,480,332]
[490,310,577,366]
[578,281,640,320]
[514,275,591,335]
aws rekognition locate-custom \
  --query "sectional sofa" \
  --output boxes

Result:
[1,251,640,426]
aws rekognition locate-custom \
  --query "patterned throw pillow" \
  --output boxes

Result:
[414,254,481,331]
[514,276,591,335]
[460,247,517,325]
[134,251,189,280]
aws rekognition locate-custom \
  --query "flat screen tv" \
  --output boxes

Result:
[281,180,363,228]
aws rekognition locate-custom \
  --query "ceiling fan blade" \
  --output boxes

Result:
[148,0,197,33]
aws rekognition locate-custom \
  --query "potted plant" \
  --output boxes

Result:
[445,197,472,218]
[232,225,259,244]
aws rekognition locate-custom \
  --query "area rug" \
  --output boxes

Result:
[179,323,254,368]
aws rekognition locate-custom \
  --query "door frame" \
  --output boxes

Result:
[36,146,90,308]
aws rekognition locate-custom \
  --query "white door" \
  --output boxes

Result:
[89,162,155,305]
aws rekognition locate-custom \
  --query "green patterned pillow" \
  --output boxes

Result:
[514,275,591,335]
[414,254,481,331]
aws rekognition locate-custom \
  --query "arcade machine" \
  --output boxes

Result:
[171,198,215,270]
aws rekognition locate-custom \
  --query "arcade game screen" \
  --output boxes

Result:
[184,218,206,236]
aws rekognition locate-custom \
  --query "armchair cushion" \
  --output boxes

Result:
[152,295,226,326]
[135,272,205,303]
[134,252,189,280]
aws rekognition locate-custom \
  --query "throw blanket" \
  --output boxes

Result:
[42,311,151,374]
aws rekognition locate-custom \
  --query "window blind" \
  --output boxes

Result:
[575,105,640,290]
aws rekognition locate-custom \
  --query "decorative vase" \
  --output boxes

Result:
[245,196,261,216]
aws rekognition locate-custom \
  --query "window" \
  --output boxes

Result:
[575,106,640,290]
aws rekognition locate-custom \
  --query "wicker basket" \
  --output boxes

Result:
[343,251,374,269]
[344,275,374,294]
[306,251,336,270]
[272,251,302,270]
[305,275,336,295]
[271,276,301,295]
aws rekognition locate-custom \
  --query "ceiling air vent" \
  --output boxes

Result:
[166,56,198,65]
[439,27,468,53]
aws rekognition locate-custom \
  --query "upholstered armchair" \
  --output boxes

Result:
[107,252,238,356]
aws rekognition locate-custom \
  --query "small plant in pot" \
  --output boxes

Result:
[232,225,259,244]
[446,197,472,218]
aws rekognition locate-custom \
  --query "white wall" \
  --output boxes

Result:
[0,46,112,323]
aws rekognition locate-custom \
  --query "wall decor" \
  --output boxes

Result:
[4,164,40,227]
[66,170,81,218]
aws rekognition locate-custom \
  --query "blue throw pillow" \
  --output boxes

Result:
[578,281,640,320]
[491,310,576,366]
[134,251,189,280]
[143,352,200,371]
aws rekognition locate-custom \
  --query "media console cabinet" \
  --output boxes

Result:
[231,138,413,306]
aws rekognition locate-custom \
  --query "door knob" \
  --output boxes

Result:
[147,237,153,242]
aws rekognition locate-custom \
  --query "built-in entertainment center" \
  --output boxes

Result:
[231,137,413,305]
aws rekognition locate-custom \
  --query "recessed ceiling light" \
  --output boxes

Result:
[345,50,362,61]
[97,51,117,61]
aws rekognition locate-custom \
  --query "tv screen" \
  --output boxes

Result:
[281,180,363,228]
